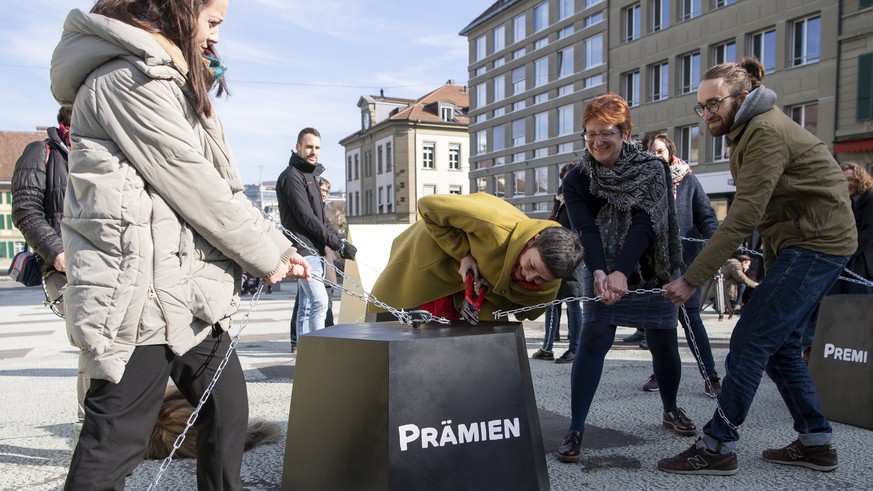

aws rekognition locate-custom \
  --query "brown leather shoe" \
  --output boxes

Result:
[663,408,697,436]
[557,431,582,462]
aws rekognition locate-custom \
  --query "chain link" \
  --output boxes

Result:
[147,284,264,490]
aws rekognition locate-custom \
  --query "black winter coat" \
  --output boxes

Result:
[276,153,343,256]
[11,127,69,266]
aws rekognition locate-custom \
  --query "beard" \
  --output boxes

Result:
[707,101,740,137]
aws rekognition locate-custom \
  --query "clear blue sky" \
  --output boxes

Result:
[0,0,492,189]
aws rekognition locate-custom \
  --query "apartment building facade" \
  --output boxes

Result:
[461,0,872,218]
[340,82,471,225]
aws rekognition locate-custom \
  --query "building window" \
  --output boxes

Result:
[680,51,700,94]
[494,174,505,197]
[585,0,604,7]
[622,70,640,107]
[347,156,352,178]
[449,144,461,170]
[441,106,454,121]
[493,123,506,152]
[534,166,548,195]
[422,143,435,169]
[513,100,526,112]
[750,29,777,74]
[681,0,701,21]
[475,177,487,193]
[711,135,729,162]
[493,58,505,68]
[858,53,873,121]
[386,143,392,171]
[534,112,549,142]
[650,0,669,32]
[623,4,641,43]
[558,104,574,136]
[512,66,525,95]
[534,57,549,87]
[448,185,462,195]
[712,40,736,65]
[584,12,604,27]
[584,74,604,88]
[533,147,548,159]
[476,83,487,108]
[649,61,669,102]
[512,119,526,147]
[494,74,506,102]
[378,186,384,214]
[354,154,359,180]
[678,124,699,165]
[513,48,525,60]
[377,145,383,174]
[494,107,505,117]
[558,84,573,97]
[585,33,604,68]
[475,66,486,77]
[354,192,360,216]
[558,26,574,39]
[558,0,574,20]
[475,35,486,61]
[789,102,818,135]
[493,25,505,52]
[791,15,821,67]
[534,2,548,32]
[534,37,548,50]
[513,14,526,44]
[714,0,736,7]
[476,130,488,155]
[513,170,526,196]
[534,92,549,105]
[513,152,525,163]
[558,46,574,79]
[387,185,393,212]
[422,184,437,196]
[558,142,573,154]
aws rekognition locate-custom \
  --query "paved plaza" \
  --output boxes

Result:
[1,279,869,490]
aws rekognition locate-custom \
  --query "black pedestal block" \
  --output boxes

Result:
[281,321,549,491]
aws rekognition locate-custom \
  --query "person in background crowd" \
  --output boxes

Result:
[706,254,758,313]
[557,93,695,465]
[636,132,722,397]
[531,163,584,364]
[50,1,310,488]
[800,161,873,361]
[277,128,356,346]
[659,58,855,476]
[370,192,583,322]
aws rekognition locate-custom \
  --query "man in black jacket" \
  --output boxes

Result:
[11,107,86,430]
[277,128,356,342]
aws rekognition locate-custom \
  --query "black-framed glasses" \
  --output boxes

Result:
[693,94,739,117]
[581,129,622,142]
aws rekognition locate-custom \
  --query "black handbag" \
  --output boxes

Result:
[7,251,44,287]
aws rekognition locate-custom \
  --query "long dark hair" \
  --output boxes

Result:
[91,0,228,117]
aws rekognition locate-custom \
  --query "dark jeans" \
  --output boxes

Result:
[702,247,849,453]
[65,329,248,490]
[568,321,681,433]
[542,300,582,353]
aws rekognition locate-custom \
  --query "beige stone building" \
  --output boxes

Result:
[461,0,873,218]
[339,82,470,225]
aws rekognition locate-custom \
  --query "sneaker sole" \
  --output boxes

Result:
[556,452,581,463]
[555,359,573,364]
[643,386,660,392]
[762,457,838,472]
[662,421,697,436]
[658,464,739,476]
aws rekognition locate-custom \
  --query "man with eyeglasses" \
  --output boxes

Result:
[658,58,856,476]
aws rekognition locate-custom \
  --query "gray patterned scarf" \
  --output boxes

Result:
[578,140,684,287]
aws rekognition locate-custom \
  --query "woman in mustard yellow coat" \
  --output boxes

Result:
[370,193,583,321]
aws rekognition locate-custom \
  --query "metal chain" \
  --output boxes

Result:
[493,288,664,319]
[148,283,265,490]
[678,304,740,432]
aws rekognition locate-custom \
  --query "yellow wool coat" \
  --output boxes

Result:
[370,193,562,321]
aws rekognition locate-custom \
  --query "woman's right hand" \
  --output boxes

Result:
[593,269,608,297]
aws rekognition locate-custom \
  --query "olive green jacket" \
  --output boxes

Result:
[370,193,561,321]
[685,103,856,286]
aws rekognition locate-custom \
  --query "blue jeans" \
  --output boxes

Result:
[542,300,582,353]
[702,247,849,453]
[679,287,717,377]
[296,255,329,337]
